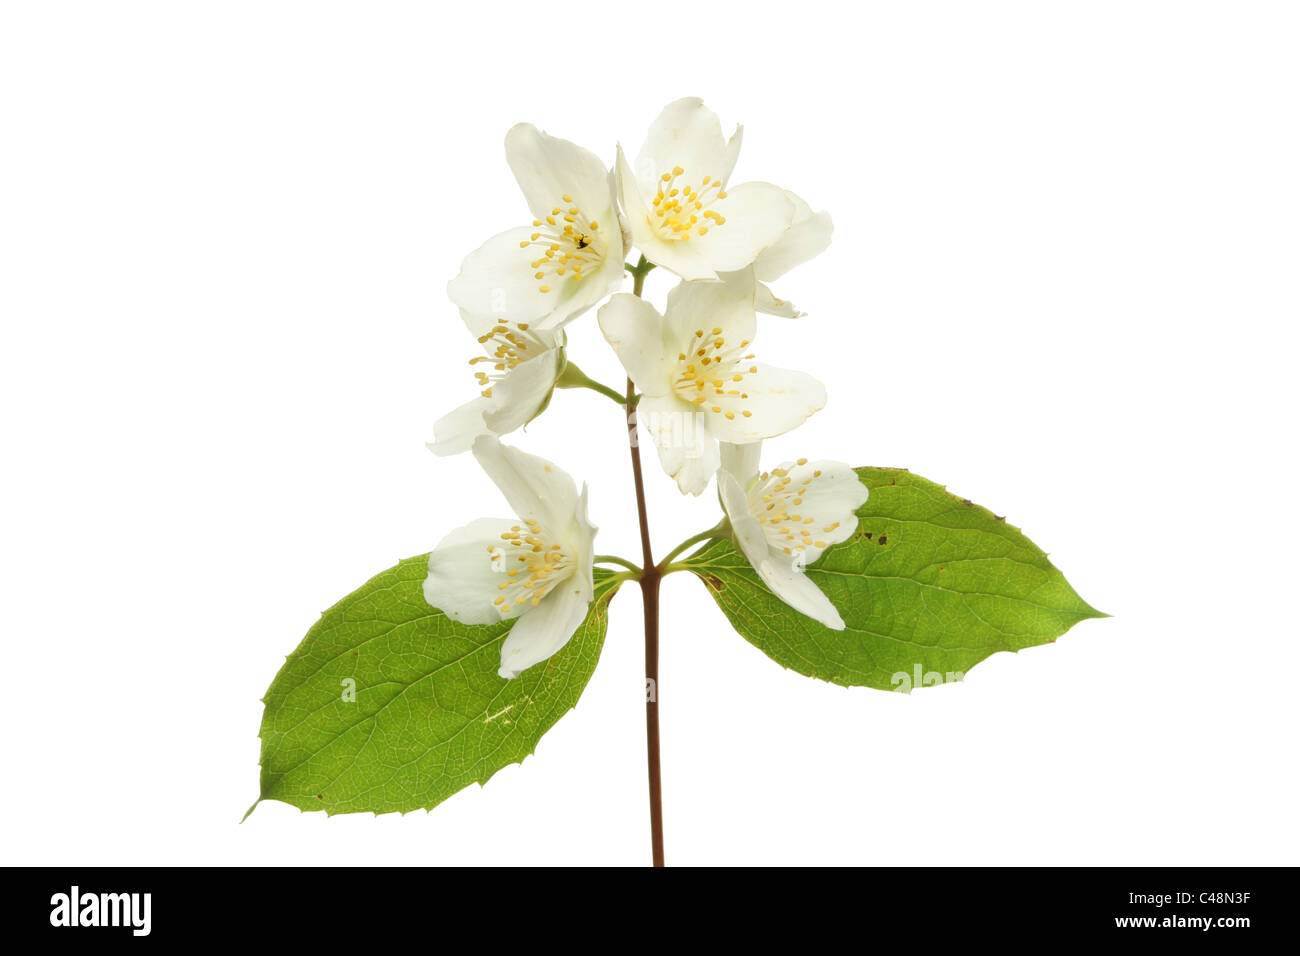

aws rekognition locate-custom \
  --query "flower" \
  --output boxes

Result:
[616,98,795,281]
[447,124,625,331]
[597,270,826,495]
[716,441,867,629]
[740,189,834,318]
[423,436,597,678]
[428,312,564,456]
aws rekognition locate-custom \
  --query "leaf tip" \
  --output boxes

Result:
[240,798,261,823]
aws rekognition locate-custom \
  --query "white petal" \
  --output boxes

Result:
[757,557,847,630]
[617,146,719,281]
[429,396,491,457]
[632,228,722,281]
[572,483,597,601]
[505,123,614,228]
[722,124,744,184]
[663,270,757,346]
[446,226,558,323]
[615,144,649,234]
[719,440,762,485]
[753,193,833,282]
[754,279,803,318]
[480,347,560,436]
[637,393,719,496]
[704,364,827,443]
[498,582,591,678]
[782,461,868,538]
[597,293,675,398]
[685,181,794,273]
[472,435,579,532]
[671,436,720,497]
[718,469,768,570]
[760,460,867,566]
[530,239,625,330]
[454,308,558,348]
[449,221,618,330]
[634,98,737,193]
[424,518,522,624]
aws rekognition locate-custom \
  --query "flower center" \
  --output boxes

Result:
[749,461,838,557]
[671,327,756,420]
[488,519,573,614]
[469,321,544,398]
[517,194,605,294]
[650,167,728,242]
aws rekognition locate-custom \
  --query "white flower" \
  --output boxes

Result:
[716,441,867,630]
[429,312,564,456]
[616,98,795,281]
[447,124,625,331]
[741,190,834,318]
[423,436,597,678]
[597,270,826,495]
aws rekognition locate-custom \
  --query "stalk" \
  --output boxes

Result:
[623,256,664,866]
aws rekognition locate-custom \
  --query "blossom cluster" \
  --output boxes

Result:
[423,99,866,678]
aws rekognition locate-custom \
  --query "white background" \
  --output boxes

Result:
[2,1,1297,867]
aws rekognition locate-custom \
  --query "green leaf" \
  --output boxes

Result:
[684,468,1104,691]
[251,557,621,816]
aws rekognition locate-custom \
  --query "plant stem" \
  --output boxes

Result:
[625,372,663,867]
[658,519,730,571]
[623,253,663,866]
[593,554,642,574]
[555,361,627,406]
[629,255,654,296]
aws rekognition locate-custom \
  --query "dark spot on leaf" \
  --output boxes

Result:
[962,498,973,506]
[878,535,888,545]
[316,794,324,800]
[704,574,724,591]
[864,531,873,540]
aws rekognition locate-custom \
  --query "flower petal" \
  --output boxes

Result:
[505,123,615,229]
[761,460,867,566]
[480,347,561,435]
[631,228,721,281]
[637,393,719,496]
[703,364,827,443]
[429,396,491,457]
[634,98,737,193]
[719,440,762,485]
[472,435,579,532]
[663,270,757,347]
[722,124,744,184]
[572,483,597,601]
[615,143,647,230]
[687,181,794,274]
[446,226,559,323]
[752,192,833,282]
[718,469,768,570]
[597,293,675,398]
[754,279,803,318]
[498,580,592,678]
[530,239,626,330]
[617,146,720,281]
[424,517,523,624]
[757,557,847,630]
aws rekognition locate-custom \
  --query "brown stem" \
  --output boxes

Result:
[624,257,663,866]
[627,375,663,867]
